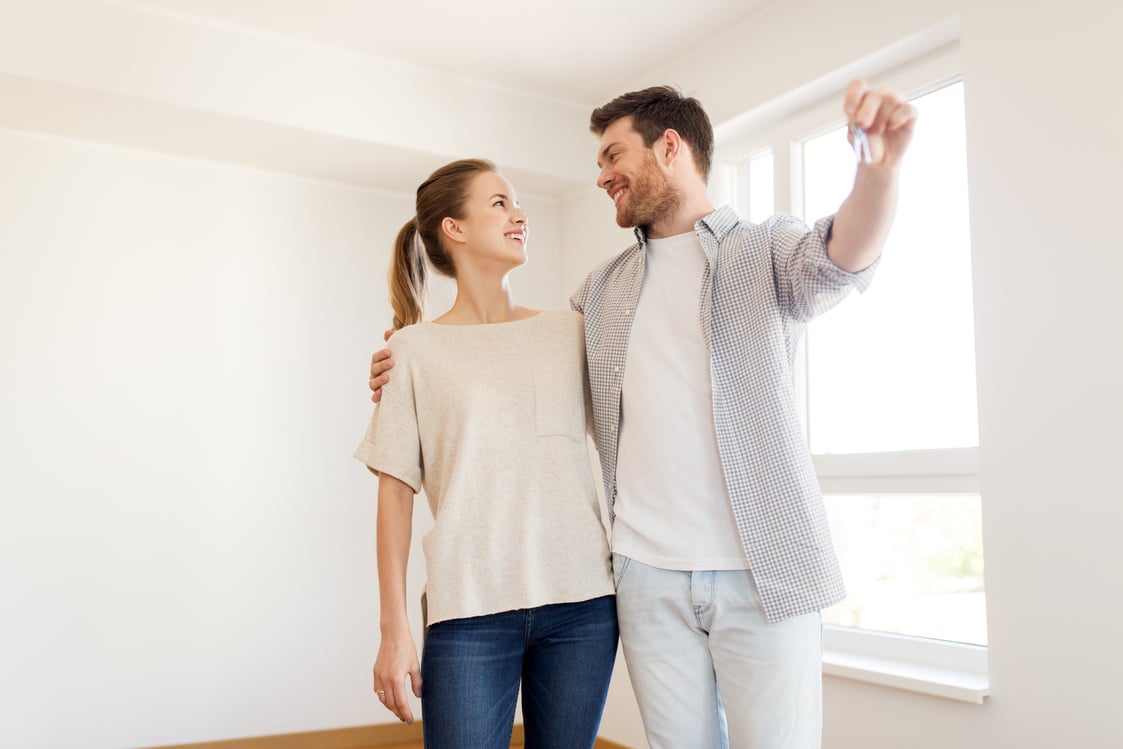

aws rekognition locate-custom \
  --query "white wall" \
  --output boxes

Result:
[563,0,1123,747]
[0,128,562,748]
[0,0,591,194]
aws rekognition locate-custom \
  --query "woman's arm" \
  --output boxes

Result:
[372,472,421,724]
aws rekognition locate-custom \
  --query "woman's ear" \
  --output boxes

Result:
[441,216,466,246]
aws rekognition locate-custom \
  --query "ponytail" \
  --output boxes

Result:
[388,218,427,329]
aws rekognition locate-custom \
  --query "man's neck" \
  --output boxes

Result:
[645,192,715,239]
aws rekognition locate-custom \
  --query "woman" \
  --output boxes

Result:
[353,159,617,749]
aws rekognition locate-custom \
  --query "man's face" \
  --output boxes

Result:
[595,116,680,230]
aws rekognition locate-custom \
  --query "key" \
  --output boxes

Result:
[850,122,872,164]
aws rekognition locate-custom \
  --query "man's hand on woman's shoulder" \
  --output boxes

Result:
[369,328,395,403]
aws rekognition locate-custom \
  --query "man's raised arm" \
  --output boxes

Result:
[827,80,918,273]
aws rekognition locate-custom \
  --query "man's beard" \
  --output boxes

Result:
[616,152,682,230]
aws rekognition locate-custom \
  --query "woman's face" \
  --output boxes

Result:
[446,171,529,271]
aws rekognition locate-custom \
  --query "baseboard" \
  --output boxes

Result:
[140,722,426,749]
[139,721,637,749]
[593,739,635,749]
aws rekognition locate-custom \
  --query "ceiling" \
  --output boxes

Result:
[116,0,777,105]
[0,0,792,195]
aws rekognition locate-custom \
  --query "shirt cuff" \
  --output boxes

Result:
[815,214,880,294]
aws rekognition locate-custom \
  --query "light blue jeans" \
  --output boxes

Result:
[613,554,822,749]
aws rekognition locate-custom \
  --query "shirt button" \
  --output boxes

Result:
[613,366,620,373]
[625,309,632,315]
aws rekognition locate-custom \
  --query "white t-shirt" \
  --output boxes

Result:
[354,310,614,625]
[612,231,750,570]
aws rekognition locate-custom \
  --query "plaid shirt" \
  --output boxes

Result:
[571,206,878,622]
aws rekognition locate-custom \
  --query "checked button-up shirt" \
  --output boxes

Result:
[571,206,878,622]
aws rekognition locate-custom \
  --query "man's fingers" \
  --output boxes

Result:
[369,350,392,404]
[411,667,423,698]
[855,89,887,132]
[383,328,395,343]
[844,80,914,135]
[887,100,919,130]
[844,79,869,117]
[369,372,388,405]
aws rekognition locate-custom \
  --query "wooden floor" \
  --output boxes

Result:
[367,742,521,749]
[348,743,520,749]
[145,723,628,749]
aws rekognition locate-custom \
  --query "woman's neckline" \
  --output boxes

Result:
[427,309,547,328]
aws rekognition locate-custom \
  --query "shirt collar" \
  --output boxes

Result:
[634,206,739,246]
[633,205,736,266]
[697,206,740,241]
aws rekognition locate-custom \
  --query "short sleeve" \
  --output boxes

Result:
[352,338,422,493]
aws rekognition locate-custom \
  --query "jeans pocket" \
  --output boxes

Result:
[612,553,631,589]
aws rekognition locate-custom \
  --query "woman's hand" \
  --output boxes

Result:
[372,632,422,724]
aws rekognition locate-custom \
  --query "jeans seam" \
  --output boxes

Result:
[691,571,715,629]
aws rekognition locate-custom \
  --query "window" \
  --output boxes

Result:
[802,80,986,648]
[714,46,988,702]
[728,150,775,222]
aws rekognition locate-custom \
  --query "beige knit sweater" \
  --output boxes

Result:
[354,310,614,626]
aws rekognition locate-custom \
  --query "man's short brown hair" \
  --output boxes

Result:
[590,86,714,181]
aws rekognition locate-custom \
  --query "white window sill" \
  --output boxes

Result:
[822,626,990,704]
[823,650,991,704]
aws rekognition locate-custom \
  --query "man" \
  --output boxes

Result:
[370,81,916,748]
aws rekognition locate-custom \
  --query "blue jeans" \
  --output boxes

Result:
[420,595,618,749]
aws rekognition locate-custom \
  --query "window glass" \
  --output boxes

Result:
[747,151,774,223]
[823,493,987,645]
[802,82,978,454]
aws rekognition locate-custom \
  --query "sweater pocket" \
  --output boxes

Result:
[532,368,584,439]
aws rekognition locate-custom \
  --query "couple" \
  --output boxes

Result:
[355,81,917,749]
